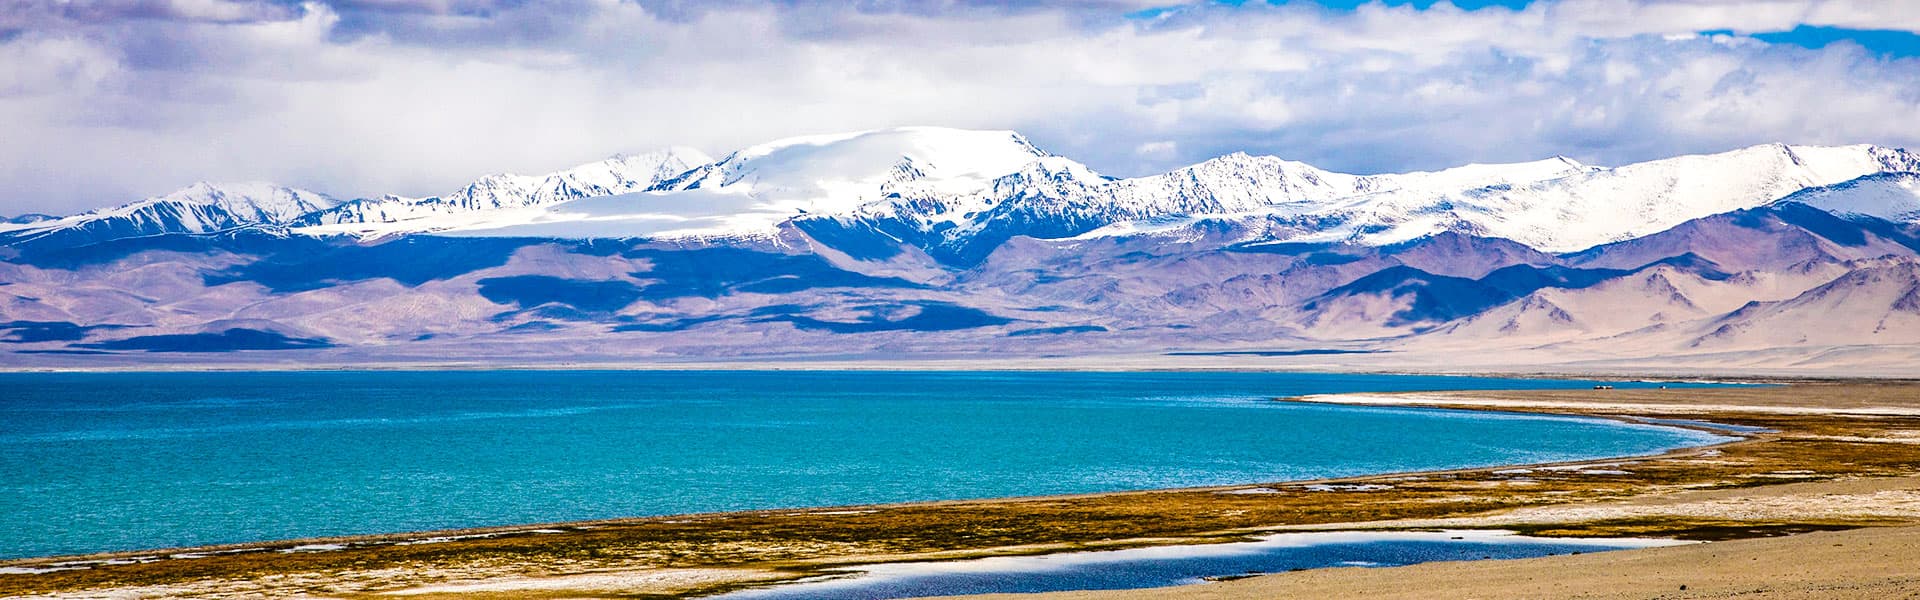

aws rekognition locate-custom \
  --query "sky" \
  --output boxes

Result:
[4,0,1920,214]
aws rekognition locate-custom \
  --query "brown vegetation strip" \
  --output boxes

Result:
[6,381,1920,598]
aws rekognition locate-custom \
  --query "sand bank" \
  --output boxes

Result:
[948,522,1920,600]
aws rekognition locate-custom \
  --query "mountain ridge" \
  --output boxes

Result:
[0,182,337,247]
[5,129,1920,371]
[13,128,1917,258]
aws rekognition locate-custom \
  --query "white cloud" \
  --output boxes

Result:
[1134,140,1178,160]
[2,0,1919,214]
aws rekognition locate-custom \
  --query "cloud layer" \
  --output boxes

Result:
[4,0,1920,213]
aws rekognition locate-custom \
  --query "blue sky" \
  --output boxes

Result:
[1227,0,1920,57]
[1735,25,1920,57]
[4,0,1920,213]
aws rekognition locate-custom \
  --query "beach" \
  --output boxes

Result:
[952,523,1920,600]
[5,379,1919,599]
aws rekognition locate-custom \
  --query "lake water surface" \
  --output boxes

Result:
[0,370,1729,559]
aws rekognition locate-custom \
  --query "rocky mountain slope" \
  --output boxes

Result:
[0,182,336,248]
[2,128,1917,371]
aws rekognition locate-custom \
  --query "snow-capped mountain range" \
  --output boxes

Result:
[3,127,1919,372]
[10,127,1918,256]
[294,147,713,232]
[0,182,338,246]
[318,130,1920,256]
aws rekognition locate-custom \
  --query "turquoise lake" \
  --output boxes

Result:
[0,370,1729,559]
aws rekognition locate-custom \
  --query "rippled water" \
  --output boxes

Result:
[0,370,1728,559]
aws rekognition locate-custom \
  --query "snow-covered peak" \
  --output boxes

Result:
[1090,152,1595,220]
[149,181,340,223]
[568,146,714,192]
[1258,143,1919,252]
[1776,172,1920,222]
[1153,152,1366,206]
[68,181,336,226]
[419,128,1054,241]
[1018,155,1107,180]
[838,155,1113,229]
[415,133,1914,250]
[296,146,713,233]
[666,127,1047,204]
[0,181,337,242]
[446,146,713,210]
[263,129,1917,253]
[614,146,713,172]
[991,157,1111,192]
[302,128,1055,240]
[1378,156,1593,191]
[1608,143,1909,190]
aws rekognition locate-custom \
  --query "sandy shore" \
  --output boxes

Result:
[6,380,1920,599]
[959,383,1920,600]
[947,522,1920,600]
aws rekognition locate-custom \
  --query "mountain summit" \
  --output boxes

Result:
[2,128,1917,372]
[0,182,336,246]
[18,128,1914,257]
[308,131,1920,256]
[295,146,714,235]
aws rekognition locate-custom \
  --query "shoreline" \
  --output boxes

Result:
[7,380,1920,598]
[0,404,1749,569]
[695,529,1697,600]
[0,356,1904,383]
